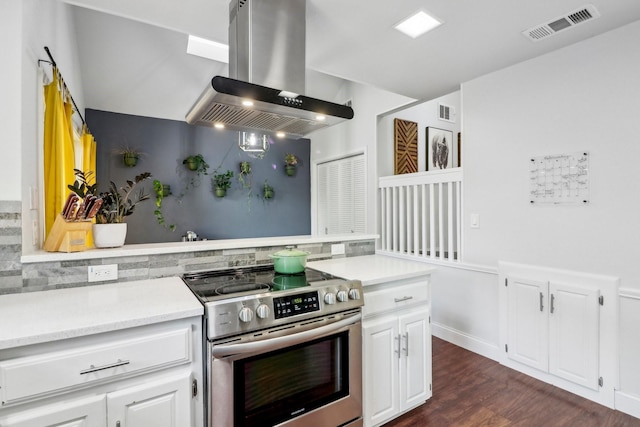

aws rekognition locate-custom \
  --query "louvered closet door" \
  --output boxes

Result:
[317,154,366,235]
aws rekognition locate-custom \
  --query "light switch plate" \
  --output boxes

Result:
[470,213,480,229]
[88,264,118,282]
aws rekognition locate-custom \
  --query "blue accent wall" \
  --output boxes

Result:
[86,109,311,243]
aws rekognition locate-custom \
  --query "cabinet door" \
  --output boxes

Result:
[506,276,549,371]
[0,395,106,427]
[549,281,600,390]
[363,316,399,427]
[107,372,192,427]
[398,308,430,412]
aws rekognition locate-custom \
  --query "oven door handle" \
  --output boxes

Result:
[211,313,361,358]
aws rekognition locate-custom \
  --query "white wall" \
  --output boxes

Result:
[5,0,85,252]
[377,91,461,177]
[1,0,23,202]
[461,20,640,404]
[309,81,414,236]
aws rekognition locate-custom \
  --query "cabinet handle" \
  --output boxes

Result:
[394,334,401,359]
[550,294,555,314]
[80,359,130,375]
[402,333,409,357]
[539,292,544,312]
[394,296,413,303]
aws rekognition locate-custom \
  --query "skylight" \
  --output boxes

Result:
[394,11,442,39]
[186,35,229,63]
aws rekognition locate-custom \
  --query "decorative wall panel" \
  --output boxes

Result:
[394,119,418,174]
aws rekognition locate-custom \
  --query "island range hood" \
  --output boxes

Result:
[185,0,354,139]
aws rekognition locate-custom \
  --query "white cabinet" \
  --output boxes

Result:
[362,278,431,427]
[0,319,203,427]
[107,372,192,427]
[0,395,106,427]
[506,276,600,390]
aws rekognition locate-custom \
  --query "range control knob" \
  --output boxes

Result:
[336,290,349,302]
[238,307,254,323]
[324,292,336,305]
[348,288,361,301]
[256,304,271,319]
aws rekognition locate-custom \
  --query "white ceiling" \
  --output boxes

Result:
[64,0,640,122]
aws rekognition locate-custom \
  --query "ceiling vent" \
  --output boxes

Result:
[522,4,600,42]
[438,103,455,123]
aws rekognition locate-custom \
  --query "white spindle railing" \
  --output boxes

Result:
[379,168,462,262]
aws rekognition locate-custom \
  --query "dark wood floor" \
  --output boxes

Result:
[385,337,640,427]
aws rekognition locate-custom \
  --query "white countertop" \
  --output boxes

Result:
[308,254,436,286]
[0,277,203,350]
[21,234,378,264]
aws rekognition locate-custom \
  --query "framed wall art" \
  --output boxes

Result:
[426,127,453,171]
[394,118,418,174]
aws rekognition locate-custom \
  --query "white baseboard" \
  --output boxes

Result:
[431,322,501,362]
[615,391,640,419]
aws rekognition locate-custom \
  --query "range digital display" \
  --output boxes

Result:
[273,291,320,319]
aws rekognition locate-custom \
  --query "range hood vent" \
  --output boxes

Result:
[522,4,600,42]
[186,0,353,138]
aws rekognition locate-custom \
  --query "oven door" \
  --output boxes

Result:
[208,311,362,427]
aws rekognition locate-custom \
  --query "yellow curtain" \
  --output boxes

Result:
[44,69,76,237]
[81,127,97,247]
[81,126,97,179]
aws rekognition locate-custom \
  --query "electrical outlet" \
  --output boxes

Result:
[88,264,118,282]
[331,244,346,256]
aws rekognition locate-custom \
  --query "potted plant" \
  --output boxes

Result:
[284,153,298,176]
[115,147,145,167]
[212,170,234,197]
[183,154,209,175]
[262,180,274,199]
[153,180,176,231]
[93,172,152,247]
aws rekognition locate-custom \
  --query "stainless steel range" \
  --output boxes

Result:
[183,265,364,427]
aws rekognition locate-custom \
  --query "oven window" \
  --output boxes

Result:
[234,332,349,427]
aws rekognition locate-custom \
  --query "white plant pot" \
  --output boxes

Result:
[92,223,127,248]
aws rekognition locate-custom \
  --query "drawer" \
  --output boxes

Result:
[0,327,191,405]
[363,281,428,317]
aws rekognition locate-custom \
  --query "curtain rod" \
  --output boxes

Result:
[40,46,87,126]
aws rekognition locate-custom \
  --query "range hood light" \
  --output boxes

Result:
[241,99,254,107]
[214,123,225,129]
[276,131,286,138]
[315,115,326,121]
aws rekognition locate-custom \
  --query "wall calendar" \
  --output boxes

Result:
[529,152,589,204]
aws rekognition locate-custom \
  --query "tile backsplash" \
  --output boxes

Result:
[0,200,375,294]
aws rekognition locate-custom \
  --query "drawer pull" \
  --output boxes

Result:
[394,296,413,303]
[80,359,130,375]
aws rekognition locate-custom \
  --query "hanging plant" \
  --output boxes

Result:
[114,146,145,168]
[183,154,209,175]
[284,153,298,176]
[238,161,253,211]
[152,179,176,231]
[212,170,234,197]
[238,161,252,189]
[262,180,274,200]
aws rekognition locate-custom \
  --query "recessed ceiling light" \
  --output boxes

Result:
[394,11,442,39]
[186,35,229,63]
